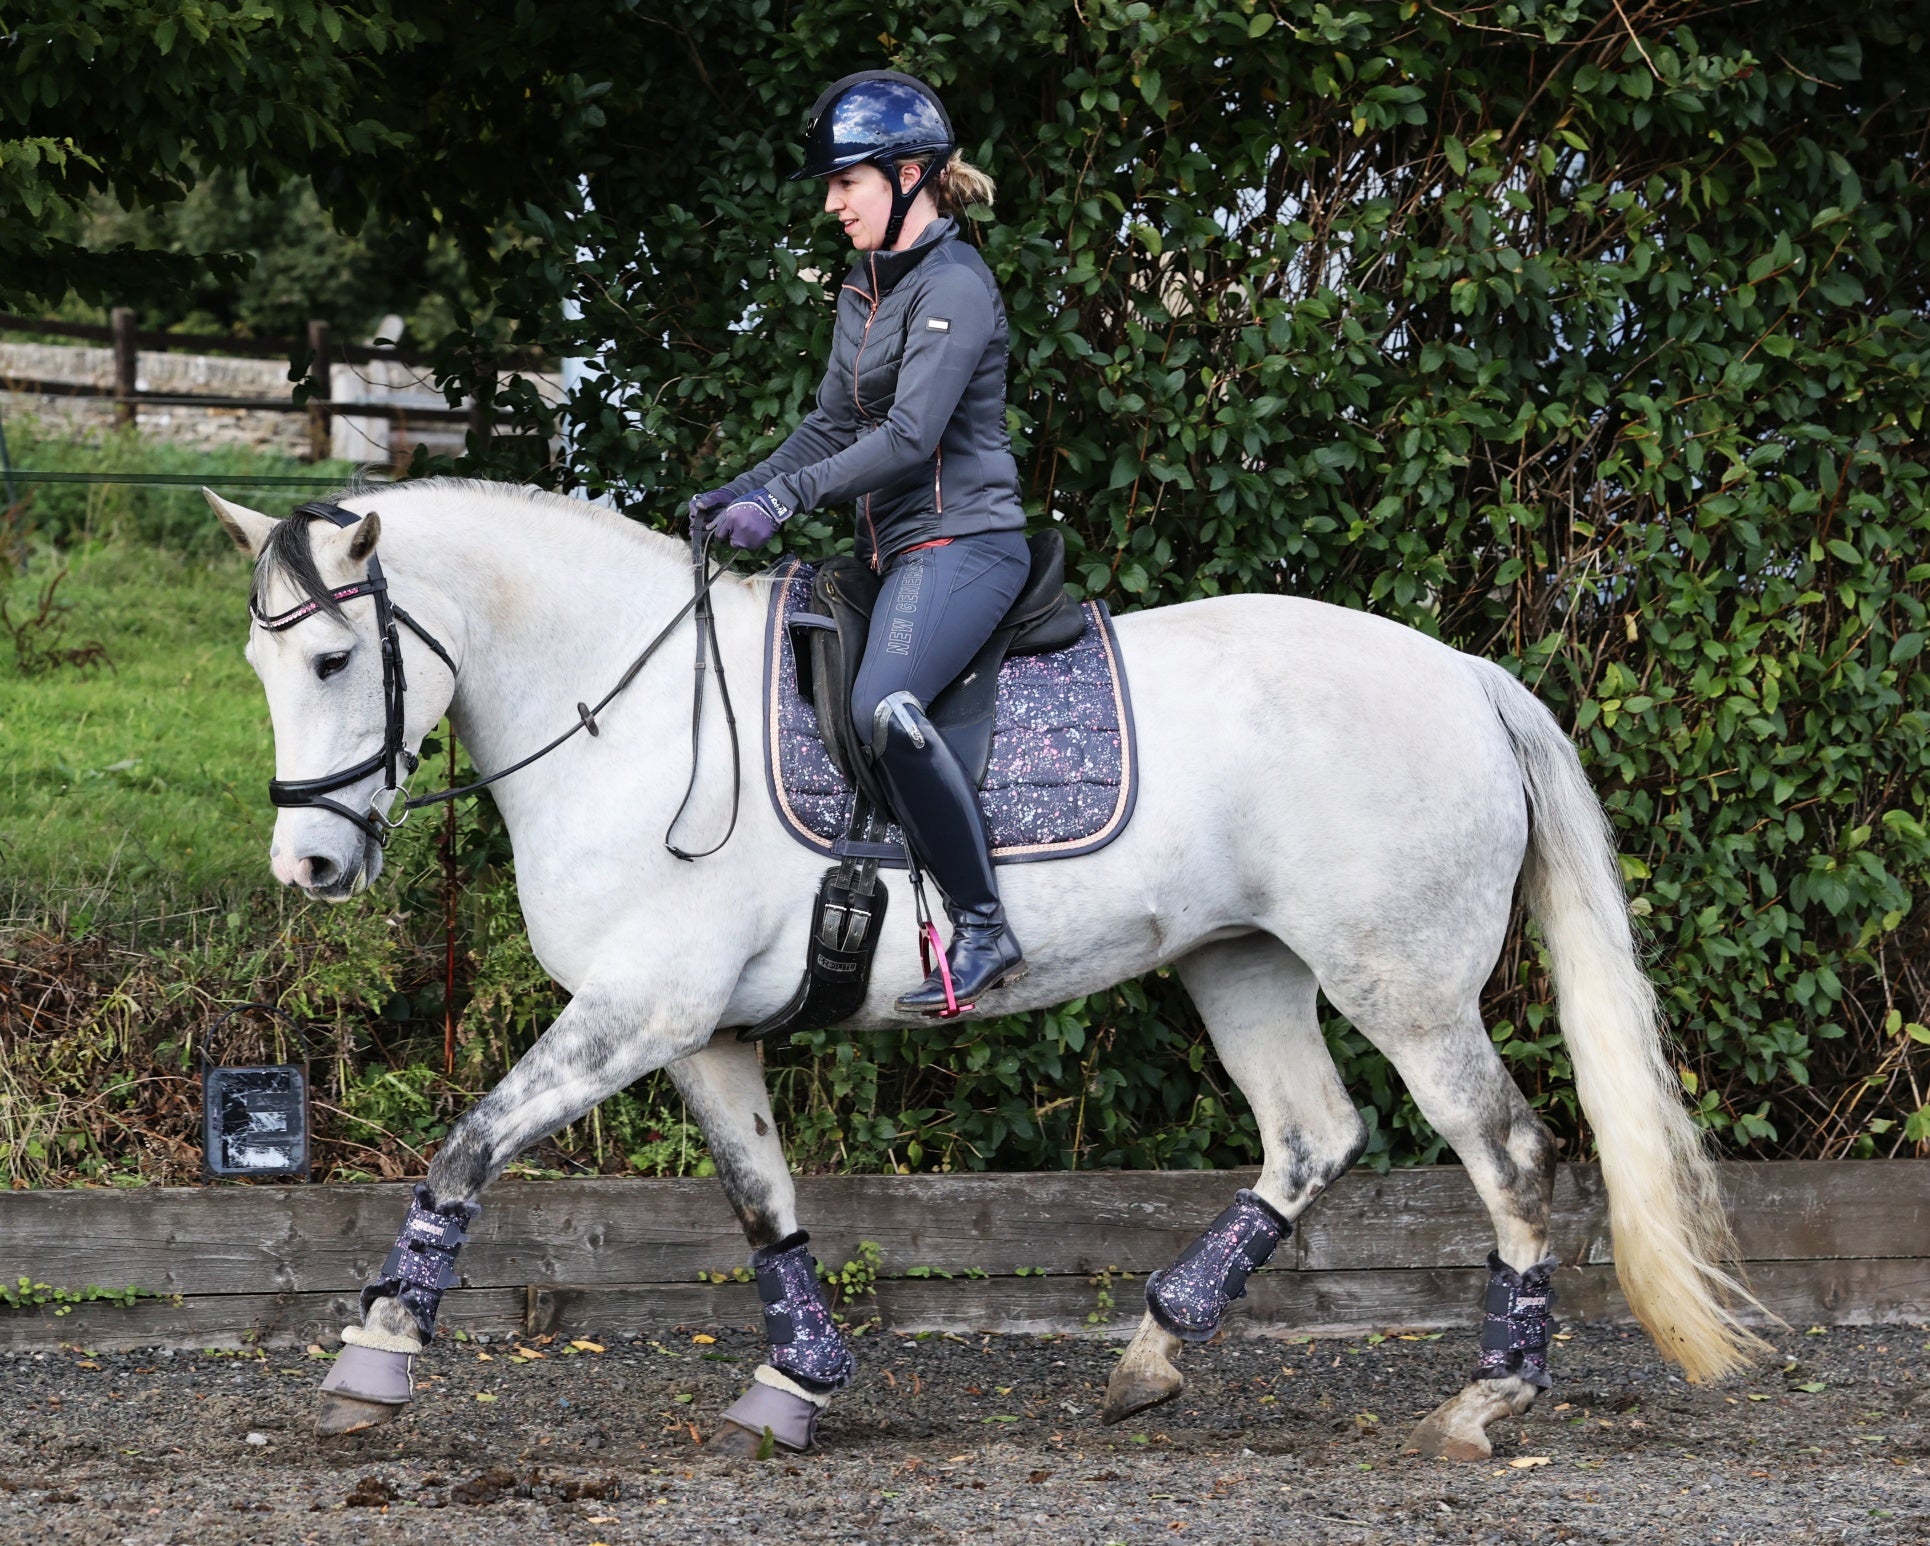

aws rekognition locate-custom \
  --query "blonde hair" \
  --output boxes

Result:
[906,150,996,216]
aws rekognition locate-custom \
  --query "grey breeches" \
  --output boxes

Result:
[849,530,1031,735]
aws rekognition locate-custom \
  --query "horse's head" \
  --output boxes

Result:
[207,490,453,900]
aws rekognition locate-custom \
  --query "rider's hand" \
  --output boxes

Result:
[711,487,792,549]
[687,487,732,536]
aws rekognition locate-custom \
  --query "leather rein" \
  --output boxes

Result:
[252,500,740,861]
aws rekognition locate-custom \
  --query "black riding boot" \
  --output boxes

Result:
[869,691,1025,1012]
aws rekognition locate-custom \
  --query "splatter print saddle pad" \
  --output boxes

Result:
[761,557,1139,866]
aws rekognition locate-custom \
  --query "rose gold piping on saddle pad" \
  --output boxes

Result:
[761,556,1139,866]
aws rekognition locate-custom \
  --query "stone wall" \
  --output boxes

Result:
[0,342,563,464]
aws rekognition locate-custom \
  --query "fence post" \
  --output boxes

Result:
[305,319,332,463]
[110,307,137,429]
[469,368,497,455]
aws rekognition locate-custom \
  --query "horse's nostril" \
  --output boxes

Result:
[306,856,339,888]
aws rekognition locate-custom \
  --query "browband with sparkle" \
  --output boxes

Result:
[251,577,388,632]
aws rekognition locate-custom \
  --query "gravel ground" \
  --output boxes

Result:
[2,1320,1925,1544]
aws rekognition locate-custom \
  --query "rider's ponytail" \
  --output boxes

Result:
[907,150,996,217]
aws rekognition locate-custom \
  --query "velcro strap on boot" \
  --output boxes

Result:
[1146,1188,1291,1343]
[360,1183,481,1339]
[749,1230,855,1392]
[1473,1251,1558,1388]
[379,1186,475,1293]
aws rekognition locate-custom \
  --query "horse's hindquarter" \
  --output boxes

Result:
[969,593,1532,1017]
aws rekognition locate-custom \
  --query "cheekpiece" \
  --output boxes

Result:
[1473,1251,1558,1388]
[1145,1188,1291,1343]
[361,1183,481,1339]
[752,1232,856,1392]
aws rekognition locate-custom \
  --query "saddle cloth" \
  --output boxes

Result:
[761,556,1139,865]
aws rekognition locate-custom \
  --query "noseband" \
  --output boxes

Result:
[252,499,739,858]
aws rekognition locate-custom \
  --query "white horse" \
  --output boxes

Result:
[206,478,1763,1460]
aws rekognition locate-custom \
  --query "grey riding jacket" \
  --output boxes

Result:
[725,217,1025,568]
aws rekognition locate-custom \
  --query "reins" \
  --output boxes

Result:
[254,500,741,860]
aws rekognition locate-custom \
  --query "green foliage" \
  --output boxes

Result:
[72,170,486,347]
[0,1276,176,1314]
[0,533,276,914]
[440,0,1929,1162]
[818,1237,884,1323]
[0,1,421,308]
[4,418,361,554]
[8,4,1929,1176]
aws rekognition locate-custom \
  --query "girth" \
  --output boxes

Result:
[787,528,1086,797]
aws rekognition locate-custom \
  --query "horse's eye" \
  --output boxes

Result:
[316,651,351,681]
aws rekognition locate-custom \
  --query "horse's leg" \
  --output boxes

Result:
[318,979,721,1436]
[664,1037,854,1458]
[1341,1003,1560,1461]
[1103,935,1367,1425]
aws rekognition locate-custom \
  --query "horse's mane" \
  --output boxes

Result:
[249,476,660,622]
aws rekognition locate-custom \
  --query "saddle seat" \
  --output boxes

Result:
[788,529,1087,809]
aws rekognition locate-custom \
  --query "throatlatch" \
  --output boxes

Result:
[752,1231,856,1392]
[1145,1188,1291,1342]
[1473,1252,1557,1388]
[360,1183,481,1341]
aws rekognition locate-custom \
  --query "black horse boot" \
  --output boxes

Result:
[869,690,1025,1012]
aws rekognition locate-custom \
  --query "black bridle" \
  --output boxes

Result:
[253,500,739,860]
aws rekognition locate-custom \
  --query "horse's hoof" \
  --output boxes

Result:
[316,1392,404,1437]
[706,1420,775,1459]
[1402,1413,1492,1461]
[1100,1362,1184,1425]
[1402,1381,1531,1460]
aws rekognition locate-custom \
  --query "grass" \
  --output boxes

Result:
[0,419,364,923]
[3,413,360,555]
[1,538,278,922]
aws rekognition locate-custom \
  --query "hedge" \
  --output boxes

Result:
[426,0,1930,1169]
[14,1,1926,1182]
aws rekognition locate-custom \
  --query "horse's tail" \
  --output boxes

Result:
[1472,658,1771,1381]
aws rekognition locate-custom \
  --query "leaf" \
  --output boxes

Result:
[474,1391,497,1402]
[1509,1455,1552,1468]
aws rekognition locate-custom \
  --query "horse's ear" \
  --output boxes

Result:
[346,510,382,562]
[203,489,277,558]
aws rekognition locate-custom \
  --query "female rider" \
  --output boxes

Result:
[692,71,1028,1014]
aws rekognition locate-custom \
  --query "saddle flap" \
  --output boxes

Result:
[806,559,889,806]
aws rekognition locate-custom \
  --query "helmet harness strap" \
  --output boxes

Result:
[878,153,944,252]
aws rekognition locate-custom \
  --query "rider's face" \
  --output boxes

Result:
[823,163,917,252]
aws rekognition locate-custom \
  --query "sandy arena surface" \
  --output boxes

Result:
[2,1321,1925,1544]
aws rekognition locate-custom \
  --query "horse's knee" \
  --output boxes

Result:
[1258,1107,1368,1217]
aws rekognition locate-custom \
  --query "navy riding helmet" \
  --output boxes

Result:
[792,70,956,249]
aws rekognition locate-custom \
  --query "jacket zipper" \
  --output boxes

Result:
[933,442,943,516]
[848,254,884,569]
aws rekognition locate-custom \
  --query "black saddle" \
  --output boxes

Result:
[787,528,1087,810]
[740,530,1085,1046]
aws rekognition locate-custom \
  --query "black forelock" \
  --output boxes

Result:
[251,504,354,624]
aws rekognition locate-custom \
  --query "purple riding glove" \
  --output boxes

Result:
[688,487,732,536]
[711,487,792,549]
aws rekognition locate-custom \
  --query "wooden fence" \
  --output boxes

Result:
[1,1163,1923,1350]
[0,311,524,459]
